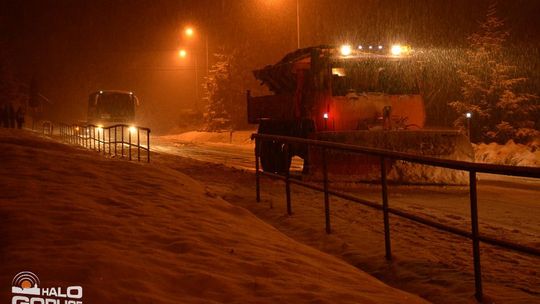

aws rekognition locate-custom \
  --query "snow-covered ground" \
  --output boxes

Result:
[152,130,540,303]
[475,140,540,167]
[0,129,427,303]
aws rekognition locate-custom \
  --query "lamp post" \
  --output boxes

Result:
[178,49,199,112]
[295,0,300,49]
[466,112,472,140]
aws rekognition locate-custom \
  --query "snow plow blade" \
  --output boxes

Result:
[306,130,474,184]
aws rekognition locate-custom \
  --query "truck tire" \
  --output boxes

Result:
[257,121,292,174]
[259,140,291,174]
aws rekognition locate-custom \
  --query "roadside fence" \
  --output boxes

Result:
[59,123,151,162]
[252,133,540,302]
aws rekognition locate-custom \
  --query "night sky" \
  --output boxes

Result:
[1,0,539,131]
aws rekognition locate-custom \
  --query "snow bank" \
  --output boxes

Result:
[475,140,540,167]
[0,129,427,303]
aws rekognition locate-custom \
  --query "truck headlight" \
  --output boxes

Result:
[340,44,352,56]
[391,44,411,56]
[391,44,403,56]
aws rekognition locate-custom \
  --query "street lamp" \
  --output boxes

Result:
[178,49,187,58]
[178,49,200,112]
[184,26,194,37]
[183,25,209,75]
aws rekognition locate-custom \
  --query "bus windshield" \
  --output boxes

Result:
[88,91,137,124]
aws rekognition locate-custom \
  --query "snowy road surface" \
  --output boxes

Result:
[152,137,304,171]
[152,135,540,186]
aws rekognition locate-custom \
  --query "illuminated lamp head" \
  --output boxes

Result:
[323,113,329,119]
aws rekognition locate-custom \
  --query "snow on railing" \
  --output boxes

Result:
[251,133,540,303]
[58,123,151,162]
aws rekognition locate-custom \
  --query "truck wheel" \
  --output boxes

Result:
[259,140,277,173]
[257,120,292,174]
[273,143,292,174]
[259,140,291,174]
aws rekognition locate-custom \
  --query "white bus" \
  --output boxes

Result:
[87,90,139,125]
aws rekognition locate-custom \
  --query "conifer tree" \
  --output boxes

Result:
[450,2,539,143]
[202,46,260,131]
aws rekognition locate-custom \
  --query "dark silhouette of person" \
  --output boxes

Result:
[16,106,25,129]
[8,103,16,128]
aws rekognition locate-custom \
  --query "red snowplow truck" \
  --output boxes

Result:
[247,45,472,179]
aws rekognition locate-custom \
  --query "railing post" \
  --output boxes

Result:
[285,144,292,215]
[91,127,93,149]
[146,129,150,163]
[255,137,261,203]
[322,147,331,234]
[469,170,483,302]
[128,127,132,161]
[114,126,117,156]
[97,128,101,152]
[108,127,111,155]
[137,128,140,161]
[381,157,392,260]
[121,125,124,157]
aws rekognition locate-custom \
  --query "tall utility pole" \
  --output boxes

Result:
[296,0,300,49]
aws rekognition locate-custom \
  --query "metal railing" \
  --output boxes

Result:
[41,120,54,136]
[251,133,540,302]
[59,123,151,162]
